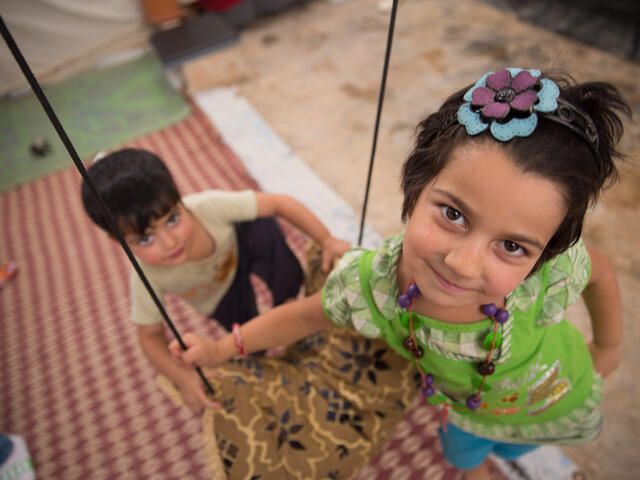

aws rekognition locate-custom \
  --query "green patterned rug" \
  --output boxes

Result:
[0,53,191,191]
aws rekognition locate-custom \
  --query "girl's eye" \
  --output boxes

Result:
[501,240,526,256]
[138,234,153,246]
[167,212,180,226]
[441,205,466,226]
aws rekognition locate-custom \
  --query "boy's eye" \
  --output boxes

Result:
[138,234,153,246]
[167,212,180,226]
[501,240,525,256]
[441,205,466,226]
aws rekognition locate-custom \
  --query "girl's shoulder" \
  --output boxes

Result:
[322,234,403,334]
[511,238,592,326]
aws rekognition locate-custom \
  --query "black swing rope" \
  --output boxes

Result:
[2,0,399,390]
[0,16,215,396]
[358,0,399,246]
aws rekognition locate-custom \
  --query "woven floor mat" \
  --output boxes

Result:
[0,103,456,479]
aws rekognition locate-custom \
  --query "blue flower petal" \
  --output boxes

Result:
[490,114,538,141]
[457,103,488,135]
[535,78,560,112]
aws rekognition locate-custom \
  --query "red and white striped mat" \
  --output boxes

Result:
[0,104,455,479]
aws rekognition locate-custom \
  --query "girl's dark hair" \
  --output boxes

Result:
[401,71,630,272]
[81,148,181,238]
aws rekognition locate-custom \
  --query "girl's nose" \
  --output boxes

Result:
[443,240,483,280]
[158,229,179,250]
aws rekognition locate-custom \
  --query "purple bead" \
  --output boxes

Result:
[398,294,411,309]
[495,308,509,323]
[466,394,482,411]
[426,373,434,386]
[407,283,420,300]
[481,303,497,317]
[421,386,435,398]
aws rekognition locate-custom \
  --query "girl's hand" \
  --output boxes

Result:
[176,370,221,414]
[169,332,219,367]
[588,341,622,378]
[320,236,351,273]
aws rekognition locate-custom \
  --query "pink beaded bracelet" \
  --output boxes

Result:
[232,323,246,358]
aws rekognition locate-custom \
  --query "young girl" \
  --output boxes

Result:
[170,68,628,479]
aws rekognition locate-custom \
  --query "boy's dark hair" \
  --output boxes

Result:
[81,148,181,238]
[401,70,630,273]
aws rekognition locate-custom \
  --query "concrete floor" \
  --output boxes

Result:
[182,0,640,477]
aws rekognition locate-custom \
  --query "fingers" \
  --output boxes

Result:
[169,332,204,367]
[168,338,183,358]
[197,390,222,410]
[207,369,225,380]
[320,237,351,273]
[321,252,332,274]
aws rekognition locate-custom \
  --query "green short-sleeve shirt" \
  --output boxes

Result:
[322,234,602,445]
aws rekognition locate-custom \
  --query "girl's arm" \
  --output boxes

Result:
[170,291,333,367]
[255,193,351,272]
[583,245,623,378]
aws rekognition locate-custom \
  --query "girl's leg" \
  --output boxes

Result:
[438,423,494,471]
[492,442,538,461]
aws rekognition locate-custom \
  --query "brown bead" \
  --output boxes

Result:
[402,337,416,352]
[477,360,496,376]
[412,346,424,359]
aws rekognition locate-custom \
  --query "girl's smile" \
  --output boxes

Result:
[398,141,567,323]
[430,266,471,295]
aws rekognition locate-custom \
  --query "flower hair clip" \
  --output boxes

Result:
[457,68,600,156]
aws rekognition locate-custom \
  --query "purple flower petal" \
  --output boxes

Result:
[482,102,510,119]
[510,90,537,111]
[511,71,538,93]
[471,86,495,106]
[486,69,511,91]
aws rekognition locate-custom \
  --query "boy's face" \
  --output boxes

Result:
[399,142,566,315]
[124,203,197,267]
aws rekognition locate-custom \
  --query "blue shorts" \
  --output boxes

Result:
[438,422,538,470]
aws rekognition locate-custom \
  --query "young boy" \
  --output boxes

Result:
[81,148,350,414]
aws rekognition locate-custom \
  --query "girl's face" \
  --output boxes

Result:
[399,142,566,319]
[124,203,198,267]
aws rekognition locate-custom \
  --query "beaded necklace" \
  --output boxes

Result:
[398,280,509,411]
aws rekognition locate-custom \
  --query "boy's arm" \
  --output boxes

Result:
[255,193,350,272]
[583,245,623,378]
[171,291,332,367]
[137,324,220,412]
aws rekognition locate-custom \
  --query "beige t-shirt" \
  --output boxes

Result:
[130,189,257,325]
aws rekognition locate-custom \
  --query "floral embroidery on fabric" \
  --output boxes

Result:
[321,389,364,434]
[337,338,390,385]
[264,407,306,450]
[457,67,560,141]
[217,434,242,474]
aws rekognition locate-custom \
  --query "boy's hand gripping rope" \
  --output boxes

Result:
[0,16,215,397]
